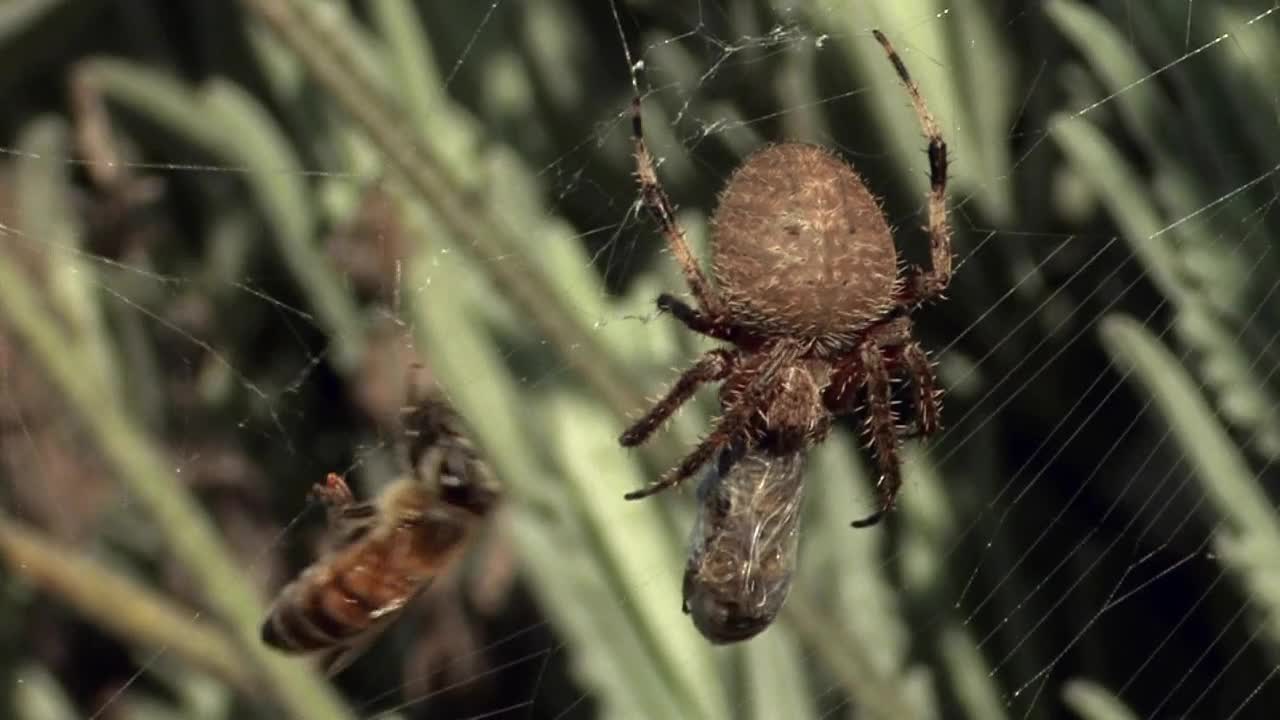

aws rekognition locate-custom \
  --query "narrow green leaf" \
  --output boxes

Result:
[83,59,367,373]
[743,629,816,720]
[12,664,78,720]
[1046,0,1170,153]
[1062,679,1139,720]
[939,627,1008,720]
[13,116,121,398]
[1100,316,1280,650]
[546,392,726,720]
[1098,315,1280,542]
[510,513,679,719]
[0,207,353,720]
[947,0,1016,221]
[1051,115,1187,306]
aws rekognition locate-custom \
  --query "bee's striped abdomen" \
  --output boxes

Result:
[261,562,379,652]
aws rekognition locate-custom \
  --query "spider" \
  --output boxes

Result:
[620,30,951,528]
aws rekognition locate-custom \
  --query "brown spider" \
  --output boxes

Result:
[620,30,951,528]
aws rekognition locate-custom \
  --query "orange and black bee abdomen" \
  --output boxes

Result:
[261,565,379,653]
[260,505,474,655]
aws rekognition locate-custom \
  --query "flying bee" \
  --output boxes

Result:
[682,436,807,644]
[261,382,500,675]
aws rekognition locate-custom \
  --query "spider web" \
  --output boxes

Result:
[1,1,1279,719]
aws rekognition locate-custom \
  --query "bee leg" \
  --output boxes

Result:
[309,472,355,508]
[309,473,377,528]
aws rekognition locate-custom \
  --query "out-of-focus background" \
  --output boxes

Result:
[1,1,1278,718]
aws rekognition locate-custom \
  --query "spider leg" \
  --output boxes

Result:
[861,318,941,440]
[625,430,725,501]
[624,370,758,500]
[872,30,952,307]
[630,97,724,316]
[625,392,758,501]
[656,294,749,344]
[620,348,736,448]
[898,341,941,437]
[850,340,903,528]
[627,343,796,500]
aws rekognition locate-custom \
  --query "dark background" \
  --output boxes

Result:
[1,1,1277,718]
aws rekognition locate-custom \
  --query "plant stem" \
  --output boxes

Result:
[241,0,648,423]
[0,518,256,694]
[784,593,924,720]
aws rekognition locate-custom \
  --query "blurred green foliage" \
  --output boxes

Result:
[0,1,1277,719]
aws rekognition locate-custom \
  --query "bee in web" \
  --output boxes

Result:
[681,436,806,644]
[260,380,501,675]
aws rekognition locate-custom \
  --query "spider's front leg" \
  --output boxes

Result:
[872,30,952,308]
[620,348,736,448]
[626,345,791,501]
[624,384,757,502]
[898,131,951,306]
[630,97,724,318]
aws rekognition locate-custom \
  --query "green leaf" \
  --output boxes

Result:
[510,511,681,719]
[1050,115,1187,306]
[12,664,78,720]
[1099,315,1280,650]
[545,392,726,720]
[939,627,1008,720]
[742,629,817,720]
[83,59,367,373]
[1098,315,1280,542]
[12,116,121,398]
[1062,679,1139,720]
[1046,0,1170,153]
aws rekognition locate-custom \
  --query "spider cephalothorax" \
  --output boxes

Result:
[621,30,950,527]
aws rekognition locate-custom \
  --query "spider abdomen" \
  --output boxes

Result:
[710,143,898,344]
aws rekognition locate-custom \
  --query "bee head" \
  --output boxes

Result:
[436,452,501,517]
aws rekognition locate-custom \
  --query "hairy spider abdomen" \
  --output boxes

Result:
[710,143,898,345]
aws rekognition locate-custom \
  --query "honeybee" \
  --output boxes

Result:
[261,384,500,675]
[681,436,806,644]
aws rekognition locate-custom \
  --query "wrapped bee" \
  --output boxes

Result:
[682,437,806,644]
[261,382,500,675]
